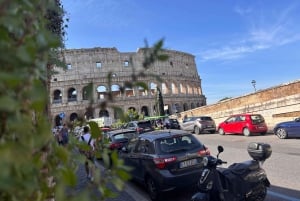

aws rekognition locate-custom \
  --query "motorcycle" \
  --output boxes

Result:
[191,142,272,201]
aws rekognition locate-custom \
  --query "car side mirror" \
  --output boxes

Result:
[217,145,224,153]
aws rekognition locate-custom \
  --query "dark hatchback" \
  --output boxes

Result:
[119,129,210,201]
[103,128,137,151]
[165,118,181,129]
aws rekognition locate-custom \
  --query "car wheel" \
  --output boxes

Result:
[146,176,161,201]
[194,126,201,135]
[275,128,288,139]
[243,128,251,136]
[218,128,225,135]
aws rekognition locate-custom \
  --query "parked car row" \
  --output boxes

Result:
[180,113,300,139]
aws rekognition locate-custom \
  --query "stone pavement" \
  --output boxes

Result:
[67,161,137,201]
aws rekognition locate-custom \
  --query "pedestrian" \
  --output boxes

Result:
[60,123,69,146]
[79,126,95,181]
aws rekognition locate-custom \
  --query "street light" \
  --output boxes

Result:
[251,80,256,92]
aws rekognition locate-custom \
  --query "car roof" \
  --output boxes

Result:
[139,129,190,141]
[107,128,137,136]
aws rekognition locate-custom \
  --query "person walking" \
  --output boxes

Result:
[79,126,95,181]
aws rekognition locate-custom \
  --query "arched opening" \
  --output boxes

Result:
[53,89,62,103]
[141,106,149,117]
[97,85,107,100]
[68,88,77,102]
[99,110,109,117]
[70,113,78,122]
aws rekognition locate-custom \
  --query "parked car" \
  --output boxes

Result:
[180,116,216,134]
[164,118,180,129]
[123,120,154,134]
[103,128,138,151]
[119,129,210,201]
[273,117,300,139]
[218,113,268,136]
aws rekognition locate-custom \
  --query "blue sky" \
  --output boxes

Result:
[61,0,300,104]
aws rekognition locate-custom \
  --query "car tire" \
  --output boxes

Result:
[146,176,161,201]
[218,128,225,135]
[243,128,251,136]
[275,128,288,139]
[194,126,201,135]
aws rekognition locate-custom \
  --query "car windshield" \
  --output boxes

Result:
[156,134,201,154]
[251,115,265,124]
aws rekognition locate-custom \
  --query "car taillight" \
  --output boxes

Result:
[153,156,177,169]
[109,142,122,149]
[198,149,210,156]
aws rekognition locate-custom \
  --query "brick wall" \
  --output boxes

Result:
[174,80,300,131]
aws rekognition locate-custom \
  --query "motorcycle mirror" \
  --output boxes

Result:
[217,145,224,153]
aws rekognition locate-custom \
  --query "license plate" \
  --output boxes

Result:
[179,159,198,168]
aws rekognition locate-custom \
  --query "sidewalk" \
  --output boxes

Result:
[67,161,137,201]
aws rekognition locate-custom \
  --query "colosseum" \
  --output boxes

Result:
[49,47,206,125]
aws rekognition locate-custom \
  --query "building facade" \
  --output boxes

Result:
[49,47,206,125]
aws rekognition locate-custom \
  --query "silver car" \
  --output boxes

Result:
[181,116,216,134]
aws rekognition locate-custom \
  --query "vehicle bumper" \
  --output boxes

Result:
[152,169,201,192]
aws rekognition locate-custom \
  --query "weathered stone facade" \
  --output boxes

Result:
[49,47,206,125]
[174,80,300,131]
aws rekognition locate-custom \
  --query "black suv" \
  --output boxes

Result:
[119,129,210,201]
[123,120,154,134]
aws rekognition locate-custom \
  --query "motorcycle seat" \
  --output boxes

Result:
[226,160,259,175]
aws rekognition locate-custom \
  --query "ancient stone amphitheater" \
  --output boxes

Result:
[49,47,206,125]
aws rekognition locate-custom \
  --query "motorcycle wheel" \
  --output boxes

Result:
[246,183,267,201]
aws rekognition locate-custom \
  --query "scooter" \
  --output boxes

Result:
[191,142,272,201]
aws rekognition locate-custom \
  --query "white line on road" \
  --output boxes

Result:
[268,191,300,201]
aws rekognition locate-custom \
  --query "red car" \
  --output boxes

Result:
[218,113,268,136]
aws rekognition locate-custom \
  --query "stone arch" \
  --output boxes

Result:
[187,84,193,94]
[99,109,109,117]
[111,84,121,97]
[141,106,149,117]
[180,83,186,94]
[82,85,90,100]
[171,82,178,94]
[70,113,78,122]
[84,106,94,119]
[54,114,62,127]
[183,103,189,111]
[150,82,157,96]
[125,86,134,97]
[161,82,168,95]
[97,85,107,100]
[67,87,77,102]
[53,89,62,103]
[138,86,148,96]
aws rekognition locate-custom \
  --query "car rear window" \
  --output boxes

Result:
[138,121,152,128]
[250,115,265,124]
[156,134,202,154]
[199,116,213,121]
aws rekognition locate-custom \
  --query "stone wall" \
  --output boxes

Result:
[174,80,300,131]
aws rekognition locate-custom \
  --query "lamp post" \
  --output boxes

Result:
[251,80,256,92]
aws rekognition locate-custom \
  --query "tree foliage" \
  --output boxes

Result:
[0,1,168,200]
